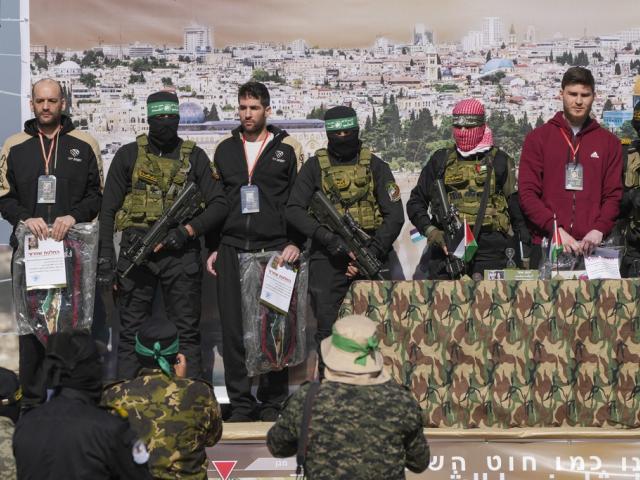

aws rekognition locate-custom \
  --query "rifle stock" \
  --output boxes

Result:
[118,181,203,278]
[310,190,384,280]
[431,179,465,279]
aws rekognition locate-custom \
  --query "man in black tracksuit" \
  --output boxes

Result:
[0,78,102,410]
[98,91,228,379]
[286,106,404,372]
[206,82,304,422]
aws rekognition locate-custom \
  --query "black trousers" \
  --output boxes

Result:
[116,235,204,380]
[216,243,288,416]
[18,334,46,410]
[309,250,400,356]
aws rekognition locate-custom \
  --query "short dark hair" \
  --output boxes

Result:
[238,81,270,107]
[561,67,595,92]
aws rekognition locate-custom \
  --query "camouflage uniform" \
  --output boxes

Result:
[103,368,222,480]
[0,416,16,480]
[267,381,429,480]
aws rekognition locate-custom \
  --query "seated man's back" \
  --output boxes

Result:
[267,315,429,480]
[103,320,222,480]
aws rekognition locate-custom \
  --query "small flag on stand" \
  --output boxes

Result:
[550,216,563,262]
[453,218,478,262]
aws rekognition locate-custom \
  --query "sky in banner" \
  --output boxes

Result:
[30,0,640,49]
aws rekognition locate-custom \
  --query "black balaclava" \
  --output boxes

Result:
[135,319,179,375]
[324,106,361,161]
[147,91,180,153]
[0,367,21,423]
[633,102,640,138]
[42,330,103,403]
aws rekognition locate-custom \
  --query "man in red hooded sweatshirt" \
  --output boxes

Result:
[518,67,623,269]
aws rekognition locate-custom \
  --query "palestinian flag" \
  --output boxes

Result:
[453,218,478,262]
[550,217,563,262]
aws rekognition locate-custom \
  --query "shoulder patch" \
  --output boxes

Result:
[386,181,401,202]
[622,138,632,145]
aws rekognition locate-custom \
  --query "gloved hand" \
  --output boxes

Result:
[314,227,350,258]
[426,227,446,249]
[97,257,115,287]
[517,225,532,247]
[163,225,190,251]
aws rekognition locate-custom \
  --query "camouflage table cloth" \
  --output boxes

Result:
[338,280,640,429]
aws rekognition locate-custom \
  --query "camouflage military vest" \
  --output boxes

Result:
[115,135,194,230]
[443,147,510,233]
[625,145,640,227]
[317,147,382,230]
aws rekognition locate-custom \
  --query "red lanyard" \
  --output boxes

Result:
[559,128,581,162]
[38,128,60,175]
[242,132,269,184]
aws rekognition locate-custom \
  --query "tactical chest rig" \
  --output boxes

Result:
[443,147,510,233]
[625,143,640,228]
[115,135,194,230]
[316,147,382,231]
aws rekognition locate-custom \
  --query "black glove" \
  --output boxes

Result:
[163,225,190,251]
[314,227,350,258]
[631,189,640,210]
[97,257,115,287]
[517,225,532,247]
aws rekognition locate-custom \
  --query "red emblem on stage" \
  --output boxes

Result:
[212,460,237,480]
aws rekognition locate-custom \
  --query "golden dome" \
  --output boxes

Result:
[634,76,640,96]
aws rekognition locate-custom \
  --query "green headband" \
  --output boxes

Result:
[331,329,379,366]
[135,335,179,376]
[147,101,179,118]
[452,114,485,128]
[325,116,359,131]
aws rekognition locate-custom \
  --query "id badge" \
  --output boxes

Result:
[37,175,57,203]
[565,163,583,191]
[240,184,260,214]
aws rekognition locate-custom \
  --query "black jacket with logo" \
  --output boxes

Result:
[0,115,103,245]
[207,124,304,251]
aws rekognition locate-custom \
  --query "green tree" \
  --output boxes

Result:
[32,53,48,70]
[486,50,492,62]
[205,103,220,121]
[603,98,614,113]
[128,73,145,84]
[535,114,545,128]
[79,73,97,88]
[615,63,622,75]
[306,103,327,120]
[161,77,173,87]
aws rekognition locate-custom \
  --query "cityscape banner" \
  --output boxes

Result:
[22,0,640,279]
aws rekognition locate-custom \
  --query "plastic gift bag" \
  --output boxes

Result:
[238,251,308,376]
[12,221,99,344]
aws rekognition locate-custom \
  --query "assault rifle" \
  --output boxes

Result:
[310,190,385,280]
[430,179,465,279]
[117,181,202,278]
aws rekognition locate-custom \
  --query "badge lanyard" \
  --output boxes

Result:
[242,132,269,185]
[38,127,61,175]
[559,128,581,164]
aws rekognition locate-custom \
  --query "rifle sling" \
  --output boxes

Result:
[296,381,321,477]
[473,161,493,242]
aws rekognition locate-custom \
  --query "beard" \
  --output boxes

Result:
[241,116,267,136]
